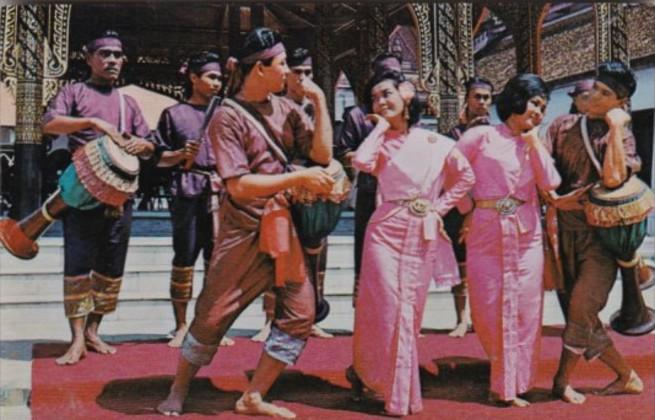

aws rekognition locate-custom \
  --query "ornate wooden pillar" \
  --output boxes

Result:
[491,3,549,75]
[410,3,469,133]
[594,3,629,66]
[228,5,241,57]
[13,5,47,218]
[313,4,338,120]
[350,3,388,103]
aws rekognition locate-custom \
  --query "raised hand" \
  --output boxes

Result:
[301,78,326,103]
[605,108,631,128]
[366,114,391,133]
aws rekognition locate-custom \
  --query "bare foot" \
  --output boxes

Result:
[448,322,468,338]
[597,370,643,396]
[553,384,586,404]
[489,395,530,407]
[55,341,87,365]
[251,323,271,343]
[156,389,186,416]
[220,336,235,346]
[85,333,116,354]
[235,391,296,419]
[310,325,333,338]
[167,326,188,348]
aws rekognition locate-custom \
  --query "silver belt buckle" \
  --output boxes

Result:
[495,197,518,216]
[408,198,430,217]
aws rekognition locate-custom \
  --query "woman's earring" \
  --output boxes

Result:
[403,104,410,121]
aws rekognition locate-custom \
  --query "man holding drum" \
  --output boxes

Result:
[158,27,333,418]
[42,30,154,365]
[544,61,644,403]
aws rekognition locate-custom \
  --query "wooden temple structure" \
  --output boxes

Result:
[0,2,639,218]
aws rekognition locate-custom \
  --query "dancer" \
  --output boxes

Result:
[349,70,475,416]
[456,74,561,407]
[546,61,644,404]
[157,27,333,418]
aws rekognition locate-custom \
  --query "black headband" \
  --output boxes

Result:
[596,73,631,99]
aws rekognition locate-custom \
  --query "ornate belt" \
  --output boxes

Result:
[475,196,525,216]
[395,198,433,217]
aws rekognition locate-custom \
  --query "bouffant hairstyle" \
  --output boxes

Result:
[496,74,550,122]
[364,70,421,127]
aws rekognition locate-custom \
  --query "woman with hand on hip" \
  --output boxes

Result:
[349,70,475,416]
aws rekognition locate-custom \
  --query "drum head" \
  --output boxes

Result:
[99,136,140,176]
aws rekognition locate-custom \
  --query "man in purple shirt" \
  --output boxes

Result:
[42,30,154,365]
[155,51,235,348]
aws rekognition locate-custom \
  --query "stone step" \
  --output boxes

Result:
[0,236,355,275]
[2,283,651,340]
[0,266,360,304]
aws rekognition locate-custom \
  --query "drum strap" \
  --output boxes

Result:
[118,90,126,133]
[580,116,603,176]
[222,98,289,166]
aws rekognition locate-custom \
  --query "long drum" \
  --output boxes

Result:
[585,176,655,260]
[60,135,140,209]
[0,135,140,260]
[584,175,655,336]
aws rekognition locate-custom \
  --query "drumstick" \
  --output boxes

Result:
[183,95,221,171]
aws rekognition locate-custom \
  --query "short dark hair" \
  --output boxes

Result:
[495,74,550,122]
[364,70,421,127]
[464,76,494,96]
[181,50,221,97]
[597,61,636,99]
[287,47,310,67]
[372,51,403,68]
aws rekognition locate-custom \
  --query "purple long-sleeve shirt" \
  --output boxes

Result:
[155,102,217,197]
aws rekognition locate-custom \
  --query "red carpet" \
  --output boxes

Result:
[32,327,654,419]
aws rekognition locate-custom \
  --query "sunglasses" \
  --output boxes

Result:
[292,68,312,76]
[96,49,124,59]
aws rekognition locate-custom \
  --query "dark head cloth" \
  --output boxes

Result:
[85,33,123,52]
[596,61,637,99]
[568,79,594,97]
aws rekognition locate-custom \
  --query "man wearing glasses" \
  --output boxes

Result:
[42,30,154,365]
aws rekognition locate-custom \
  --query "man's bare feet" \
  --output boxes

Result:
[55,340,87,365]
[448,322,468,338]
[220,336,235,346]
[310,325,333,338]
[167,326,188,348]
[597,370,643,396]
[235,391,296,419]
[156,389,186,416]
[85,332,116,354]
[251,323,271,343]
[553,384,586,404]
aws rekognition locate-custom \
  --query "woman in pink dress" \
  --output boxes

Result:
[349,71,475,416]
[456,74,561,407]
